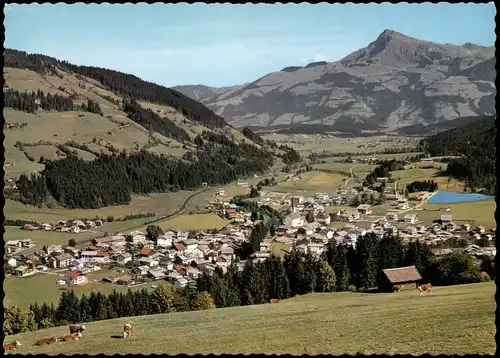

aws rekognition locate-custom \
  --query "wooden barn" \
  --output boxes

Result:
[380,265,422,292]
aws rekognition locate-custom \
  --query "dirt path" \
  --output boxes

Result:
[343,165,359,187]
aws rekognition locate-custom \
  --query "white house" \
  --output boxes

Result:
[285,212,304,228]
[65,272,88,285]
[139,257,159,267]
[307,243,324,256]
[357,204,373,215]
[403,214,418,224]
[7,257,17,267]
[174,277,189,287]
[157,235,173,248]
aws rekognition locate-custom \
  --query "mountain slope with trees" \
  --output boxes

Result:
[4,49,298,209]
[420,115,496,194]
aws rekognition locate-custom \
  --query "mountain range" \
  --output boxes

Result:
[173,30,496,134]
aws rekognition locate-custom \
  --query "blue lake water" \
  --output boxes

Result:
[427,191,494,204]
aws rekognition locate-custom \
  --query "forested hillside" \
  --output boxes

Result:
[4,49,295,209]
[420,116,496,194]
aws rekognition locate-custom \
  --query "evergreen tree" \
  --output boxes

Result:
[356,233,379,290]
[56,290,81,324]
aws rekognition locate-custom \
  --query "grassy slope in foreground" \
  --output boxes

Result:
[7,282,495,355]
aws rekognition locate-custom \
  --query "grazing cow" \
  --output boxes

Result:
[69,324,87,335]
[418,283,432,296]
[3,341,22,351]
[393,285,404,292]
[35,337,59,346]
[123,321,133,339]
[269,298,280,304]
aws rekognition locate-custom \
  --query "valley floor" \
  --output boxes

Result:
[6,282,495,355]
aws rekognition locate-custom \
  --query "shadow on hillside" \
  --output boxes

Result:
[110,335,123,339]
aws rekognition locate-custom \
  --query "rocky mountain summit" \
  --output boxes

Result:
[174,30,495,133]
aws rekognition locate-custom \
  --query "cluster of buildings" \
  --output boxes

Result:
[21,219,104,234]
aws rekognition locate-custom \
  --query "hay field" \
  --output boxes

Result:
[408,199,496,229]
[276,171,347,195]
[153,213,230,231]
[6,282,495,355]
[4,191,189,223]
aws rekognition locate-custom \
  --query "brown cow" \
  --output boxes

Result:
[123,321,133,339]
[35,337,59,346]
[418,283,432,295]
[69,324,86,335]
[58,332,83,342]
[269,299,280,304]
[393,285,404,292]
[3,341,22,351]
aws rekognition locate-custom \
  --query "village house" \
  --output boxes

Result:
[397,198,409,210]
[186,266,201,279]
[148,269,166,280]
[259,240,272,253]
[440,206,451,212]
[357,204,373,215]
[80,251,98,262]
[46,245,63,255]
[65,272,88,285]
[174,243,186,254]
[64,246,80,257]
[403,214,418,224]
[285,211,304,228]
[116,252,132,265]
[316,211,331,225]
[175,277,189,287]
[139,257,159,267]
[139,247,154,257]
[250,252,270,263]
[307,243,324,256]
[461,223,472,232]
[440,215,453,224]
[216,254,231,268]
[477,226,486,234]
[15,265,35,277]
[386,212,399,222]
[157,234,174,248]
[49,253,73,269]
[5,240,22,254]
[7,257,17,267]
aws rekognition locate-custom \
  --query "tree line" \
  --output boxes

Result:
[406,180,438,193]
[4,89,74,113]
[16,143,274,209]
[5,234,493,336]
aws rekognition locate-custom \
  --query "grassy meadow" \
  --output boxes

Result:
[4,268,153,309]
[5,282,495,355]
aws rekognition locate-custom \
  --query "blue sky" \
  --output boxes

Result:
[5,3,496,88]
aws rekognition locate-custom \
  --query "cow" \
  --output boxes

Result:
[58,332,83,342]
[393,285,404,292]
[3,341,22,351]
[34,337,59,346]
[269,298,280,304]
[123,321,133,339]
[69,324,87,335]
[418,283,432,296]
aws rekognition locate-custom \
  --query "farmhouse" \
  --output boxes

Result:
[116,253,132,265]
[380,265,423,292]
[14,265,35,277]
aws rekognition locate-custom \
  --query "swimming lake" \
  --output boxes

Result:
[427,191,494,204]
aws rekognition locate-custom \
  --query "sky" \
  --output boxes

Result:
[5,3,496,88]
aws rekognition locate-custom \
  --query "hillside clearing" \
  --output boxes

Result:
[6,282,495,355]
[153,213,230,231]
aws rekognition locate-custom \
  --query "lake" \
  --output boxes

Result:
[428,191,494,204]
